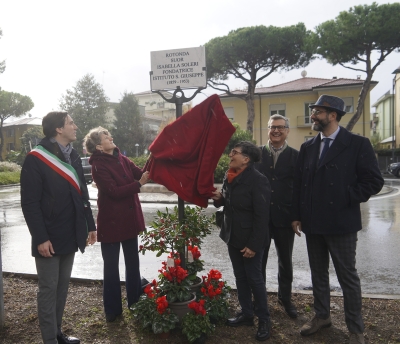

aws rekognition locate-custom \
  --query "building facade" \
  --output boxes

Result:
[394,66,400,149]
[219,77,376,150]
[371,91,394,149]
[0,117,42,160]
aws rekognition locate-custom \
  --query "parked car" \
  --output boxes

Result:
[387,161,400,178]
[81,157,92,184]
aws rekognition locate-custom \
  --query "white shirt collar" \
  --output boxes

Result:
[320,126,340,141]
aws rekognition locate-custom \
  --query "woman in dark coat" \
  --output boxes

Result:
[212,141,272,341]
[84,127,150,323]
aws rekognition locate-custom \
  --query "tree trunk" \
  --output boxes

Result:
[245,91,256,134]
[346,73,373,132]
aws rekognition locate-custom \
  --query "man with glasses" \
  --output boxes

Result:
[255,114,299,319]
[291,95,383,344]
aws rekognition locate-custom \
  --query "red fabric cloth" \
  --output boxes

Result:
[148,94,235,207]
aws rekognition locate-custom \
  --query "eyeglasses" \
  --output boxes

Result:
[311,109,328,116]
[268,125,288,132]
[230,149,248,157]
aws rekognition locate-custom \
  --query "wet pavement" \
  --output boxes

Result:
[1,180,400,296]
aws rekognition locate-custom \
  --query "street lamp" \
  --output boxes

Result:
[135,143,139,157]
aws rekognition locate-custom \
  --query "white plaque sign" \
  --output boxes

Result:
[150,46,206,91]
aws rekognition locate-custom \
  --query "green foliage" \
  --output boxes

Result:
[10,126,46,165]
[313,2,400,131]
[370,133,381,150]
[224,123,255,154]
[21,126,44,148]
[0,90,34,160]
[129,155,149,168]
[112,92,148,156]
[375,148,400,157]
[214,154,229,183]
[131,294,179,334]
[205,24,314,132]
[181,312,214,343]
[59,74,109,154]
[157,269,192,303]
[313,3,400,66]
[0,171,20,185]
[139,206,214,257]
[198,270,231,323]
[5,151,25,165]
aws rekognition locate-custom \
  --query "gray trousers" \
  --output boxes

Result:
[306,232,364,334]
[35,253,75,344]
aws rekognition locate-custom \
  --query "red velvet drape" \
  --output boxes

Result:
[148,94,235,207]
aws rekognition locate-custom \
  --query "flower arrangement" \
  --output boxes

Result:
[134,205,230,341]
[131,279,179,334]
[181,299,214,343]
[157,255,192,303]
[199,269,231,323]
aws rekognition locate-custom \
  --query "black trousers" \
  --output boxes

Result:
[261,225,295,302]
[101,237,142,316]
[228,244,270,322]
[306,232,364,333]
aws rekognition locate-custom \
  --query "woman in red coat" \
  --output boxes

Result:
[84,127,150,322]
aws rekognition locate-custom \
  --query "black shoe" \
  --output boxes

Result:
[278,299,298,318]
[57,332,80,344]
[256,321,271,341]
[106,313,118,322]
[226,313,254,327]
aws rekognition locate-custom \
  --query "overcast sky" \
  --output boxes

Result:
[1,0,399,119]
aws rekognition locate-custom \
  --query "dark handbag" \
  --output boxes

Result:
[215,207,224,228]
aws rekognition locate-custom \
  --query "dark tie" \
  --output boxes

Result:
[319,138,332,166]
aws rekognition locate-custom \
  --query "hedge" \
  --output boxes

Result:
[0,171,20,185]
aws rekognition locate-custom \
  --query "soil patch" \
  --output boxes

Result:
[0,275,399,343]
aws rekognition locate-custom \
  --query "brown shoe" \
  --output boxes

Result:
[349,332,365,344]
[300,315,332,336]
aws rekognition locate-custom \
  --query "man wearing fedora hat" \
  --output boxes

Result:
[291,94,383,344]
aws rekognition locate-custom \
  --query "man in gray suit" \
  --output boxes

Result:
[291,95,384,344]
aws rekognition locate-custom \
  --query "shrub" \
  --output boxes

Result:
[0,161,22,172]
[129,155,149,168]
[0,171,20,185]
[224,123,256,154]
[214,154,229,183]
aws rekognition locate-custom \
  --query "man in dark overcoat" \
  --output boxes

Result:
[21,111,97,344]
[291,95,384,344]
[255,114,298,318]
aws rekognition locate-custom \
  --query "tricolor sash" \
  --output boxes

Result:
[28,145,82,195]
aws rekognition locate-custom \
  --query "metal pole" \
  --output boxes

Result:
[175,101,185,225]
[152,86,205,269]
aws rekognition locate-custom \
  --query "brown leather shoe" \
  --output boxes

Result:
[349,332,365,344]
[300,315,332,336]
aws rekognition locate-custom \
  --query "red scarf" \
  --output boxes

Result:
[227,167,245,183]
